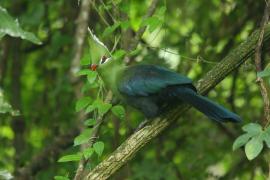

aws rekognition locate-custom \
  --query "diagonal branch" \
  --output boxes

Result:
[85,25,270,180]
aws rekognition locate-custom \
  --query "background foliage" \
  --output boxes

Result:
[0,0,270,179]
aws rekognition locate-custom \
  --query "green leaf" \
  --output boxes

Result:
[0,6,41,44]
[262,130,270,148]
[157,6,167,16]
[54,176,70,180]
[257,68,270,78]
[111,105,125,120]
[0,92,19,116]
[80,51,92,65]
[75,97,92,112]
[93,141,105,156]
[98,103,112,116]
[129,48,141,56]
[87,71,97,84]
[83,147,94,159]
[102,22,120,37]
[245,137,263,160]
[82,82,99,93]
[74,128,92,146]
[84,118,96,126]
[92,99,112,116]
[120,20,130,30]
[58,154,82,162]
[242,123,262,135]
[85,104,96,113]
[76,69,92,76]
[142,17,162,33]
[113,50,126,60]
[233,133,252,151]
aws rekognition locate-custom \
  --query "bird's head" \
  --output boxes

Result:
[89,55,112,71]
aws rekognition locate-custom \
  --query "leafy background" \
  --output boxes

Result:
[0,0,270,179]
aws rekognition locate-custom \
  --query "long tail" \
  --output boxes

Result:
[174,87,242,123]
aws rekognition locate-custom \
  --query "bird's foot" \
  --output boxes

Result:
[135,119,149,132]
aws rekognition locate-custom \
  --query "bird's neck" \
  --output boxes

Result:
[98,62,126,97]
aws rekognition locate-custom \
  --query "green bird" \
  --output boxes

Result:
[88,35,241,123]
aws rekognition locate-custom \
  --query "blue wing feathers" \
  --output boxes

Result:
[118,65,194,96]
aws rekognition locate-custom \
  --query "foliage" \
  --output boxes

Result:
[233,123,270,160]
[0,6,41,44]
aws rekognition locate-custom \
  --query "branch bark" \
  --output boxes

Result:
[67,0,92,179]
[85,25,270,180]
[254,1,270,126]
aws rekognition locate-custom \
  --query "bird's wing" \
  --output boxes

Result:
[117,65,195,96]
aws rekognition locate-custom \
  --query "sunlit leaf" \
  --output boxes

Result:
[80,51,92,65]
[84,118,96,126]
[262,130,270,148]
[0,91,19,116]
[0,6,41,44]
[76,69,92,76]
[83,147,94,159]
[142,17,162,33]
[245,137,263,160]
[87,71,97,84]
[93,141,104,156]
[113,49,126,60]
[75,97,92,112]
[233,133,252,151]
[242,123,262,135]
[58,154,82,162]
[111,105,125,120]
[54,176,70,180]
[73,128,92,146]
[120,20,130,30]
[102,22,120,37]
[85,104,96,113]
[98,103,112,116]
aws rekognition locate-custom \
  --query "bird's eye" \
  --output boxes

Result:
[100,55,109,64]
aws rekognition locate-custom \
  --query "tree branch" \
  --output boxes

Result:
[254,1,270,126]
[85,25,270,180]
[67,0,92,179]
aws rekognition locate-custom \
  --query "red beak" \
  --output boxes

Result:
[90,64,98,71]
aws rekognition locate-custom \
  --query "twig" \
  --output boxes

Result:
[254,1,270,126]
[90,1,110,26]
[69,0,91,81]
[74,91,113,180]
[142,44,218,64]
[125,0,159,64]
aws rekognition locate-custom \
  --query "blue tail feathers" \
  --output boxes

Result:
[174,87,242,123]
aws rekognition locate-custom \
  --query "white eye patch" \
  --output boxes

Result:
[100,56,111,64]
